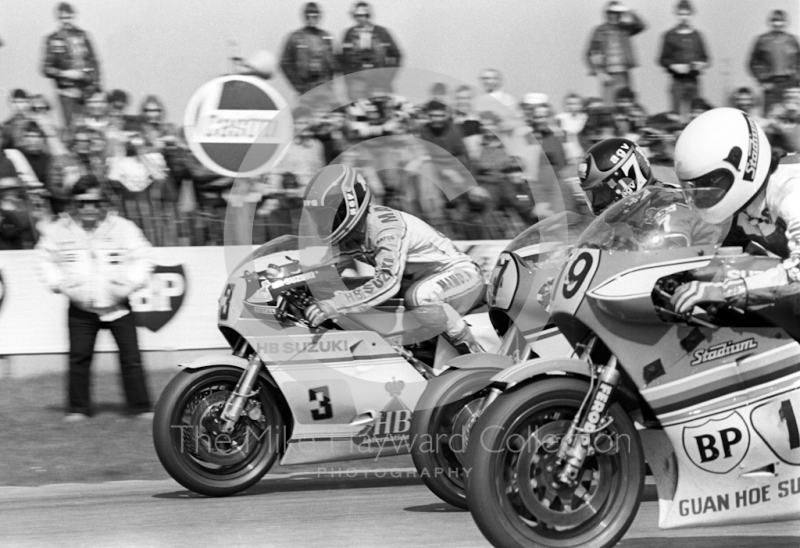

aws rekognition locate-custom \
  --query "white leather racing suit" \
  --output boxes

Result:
[321,205,485,340]
[36,211,153,321]
[728,155,800,304]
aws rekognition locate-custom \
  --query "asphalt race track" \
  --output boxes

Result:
[1,469,798,548]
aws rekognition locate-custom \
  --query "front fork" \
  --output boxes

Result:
[555,354,621,486]
[220,352,263,433]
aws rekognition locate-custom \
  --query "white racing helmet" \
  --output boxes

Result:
[674,107,772,224]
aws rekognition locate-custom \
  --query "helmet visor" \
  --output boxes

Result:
[584,182,618,215]
[305,204,346,240]
[679,168,734,209]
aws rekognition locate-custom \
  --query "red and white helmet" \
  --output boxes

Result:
[302,164,371,245]
[674,108,772,224]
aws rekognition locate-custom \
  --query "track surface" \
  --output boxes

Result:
[1,470,798,548]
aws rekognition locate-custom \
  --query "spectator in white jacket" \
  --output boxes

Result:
[36,177,154,421]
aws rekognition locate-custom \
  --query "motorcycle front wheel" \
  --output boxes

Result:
[410,367,498,509]
[465,377,644,548]
[152,366,285,496]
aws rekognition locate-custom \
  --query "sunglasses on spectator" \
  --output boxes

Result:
[31,106,49,113]
[76,199,102,208]
[144,108,162,113]
[354,12,370,18]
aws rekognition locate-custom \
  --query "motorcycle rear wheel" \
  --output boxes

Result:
[465,377,644,548]
[152,366,285,496]
[410,368,498,509]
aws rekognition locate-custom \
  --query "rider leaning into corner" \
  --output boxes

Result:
[670,107,800,313]
[578,136,722,246]
[299,163,487,354]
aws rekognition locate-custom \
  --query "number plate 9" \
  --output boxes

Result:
[555,249,600,316]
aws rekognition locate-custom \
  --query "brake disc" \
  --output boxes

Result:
[513,420,613,528]
[188,391,254,467]
[449,397,485,467]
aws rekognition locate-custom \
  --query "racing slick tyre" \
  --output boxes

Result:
[153,366,285,497]
[465,377,644,548]
[410,367,500,510]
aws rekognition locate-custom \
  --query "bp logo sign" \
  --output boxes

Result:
[130,265,187,332]
[183,75,293,178]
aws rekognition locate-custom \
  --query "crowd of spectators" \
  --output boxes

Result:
[2,0,800,251]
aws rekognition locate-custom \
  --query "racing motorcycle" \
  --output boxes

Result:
[409,211,594,508]
[464,186,800,547]
[152,235,497,496]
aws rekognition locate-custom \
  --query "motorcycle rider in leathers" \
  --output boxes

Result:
[670,107,800,312]
[301,164,486,354]
[579,136,722,247]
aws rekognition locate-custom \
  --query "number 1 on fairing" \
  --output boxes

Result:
[780,398,800,450]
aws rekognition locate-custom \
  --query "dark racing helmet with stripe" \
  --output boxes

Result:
[302,164,371,245]
[578,137,654,215]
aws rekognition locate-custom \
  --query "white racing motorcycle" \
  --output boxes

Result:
[466,187,800,547]
[151,235,497,496]
[409,211,595,508]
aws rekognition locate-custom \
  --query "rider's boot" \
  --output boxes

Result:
[445,323,485,355]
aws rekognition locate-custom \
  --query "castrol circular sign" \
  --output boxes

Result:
[183,75,293,178]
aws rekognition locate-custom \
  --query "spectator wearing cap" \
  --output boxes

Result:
[768,87,800,153]
[578,105,617,152]
[139,95,185,182]
[749,9,800,116]
[730,86,783,151]
[279,2,337,95]
[107,89,132,128]
[36,178,154,421]
[688,97,713,121]
[76,90,112,135]
[473,68,522,136]
[452,85,483,162]
[27,93,63,142]
[419,100,468,153]
[0,158,37,250]
[499,161,536,227]
[3,121,54,226]
[730,86,771,128]
[555,92,588,164]
[613,86,635,112]
[418,100,471,175]
[45,125,109,215]
[272,105,326,190]
[41,2,101,129]
[29,94,52,117]
[429,82,448,105]
[513,102,572,219]
[586,1,646,106]
[9,121,51,190]
[2,89,32,149]
[106,117,181,246]
[658,0,710,123]
[341,2,403,95]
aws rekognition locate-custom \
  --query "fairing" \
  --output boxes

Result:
[546,187,800,529]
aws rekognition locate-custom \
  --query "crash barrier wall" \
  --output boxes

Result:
[0,241,509,358]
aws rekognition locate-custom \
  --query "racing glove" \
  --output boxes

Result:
[304,300,338,327]
[671,279,746,314]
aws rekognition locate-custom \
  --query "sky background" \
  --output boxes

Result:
[1,0,798,122]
